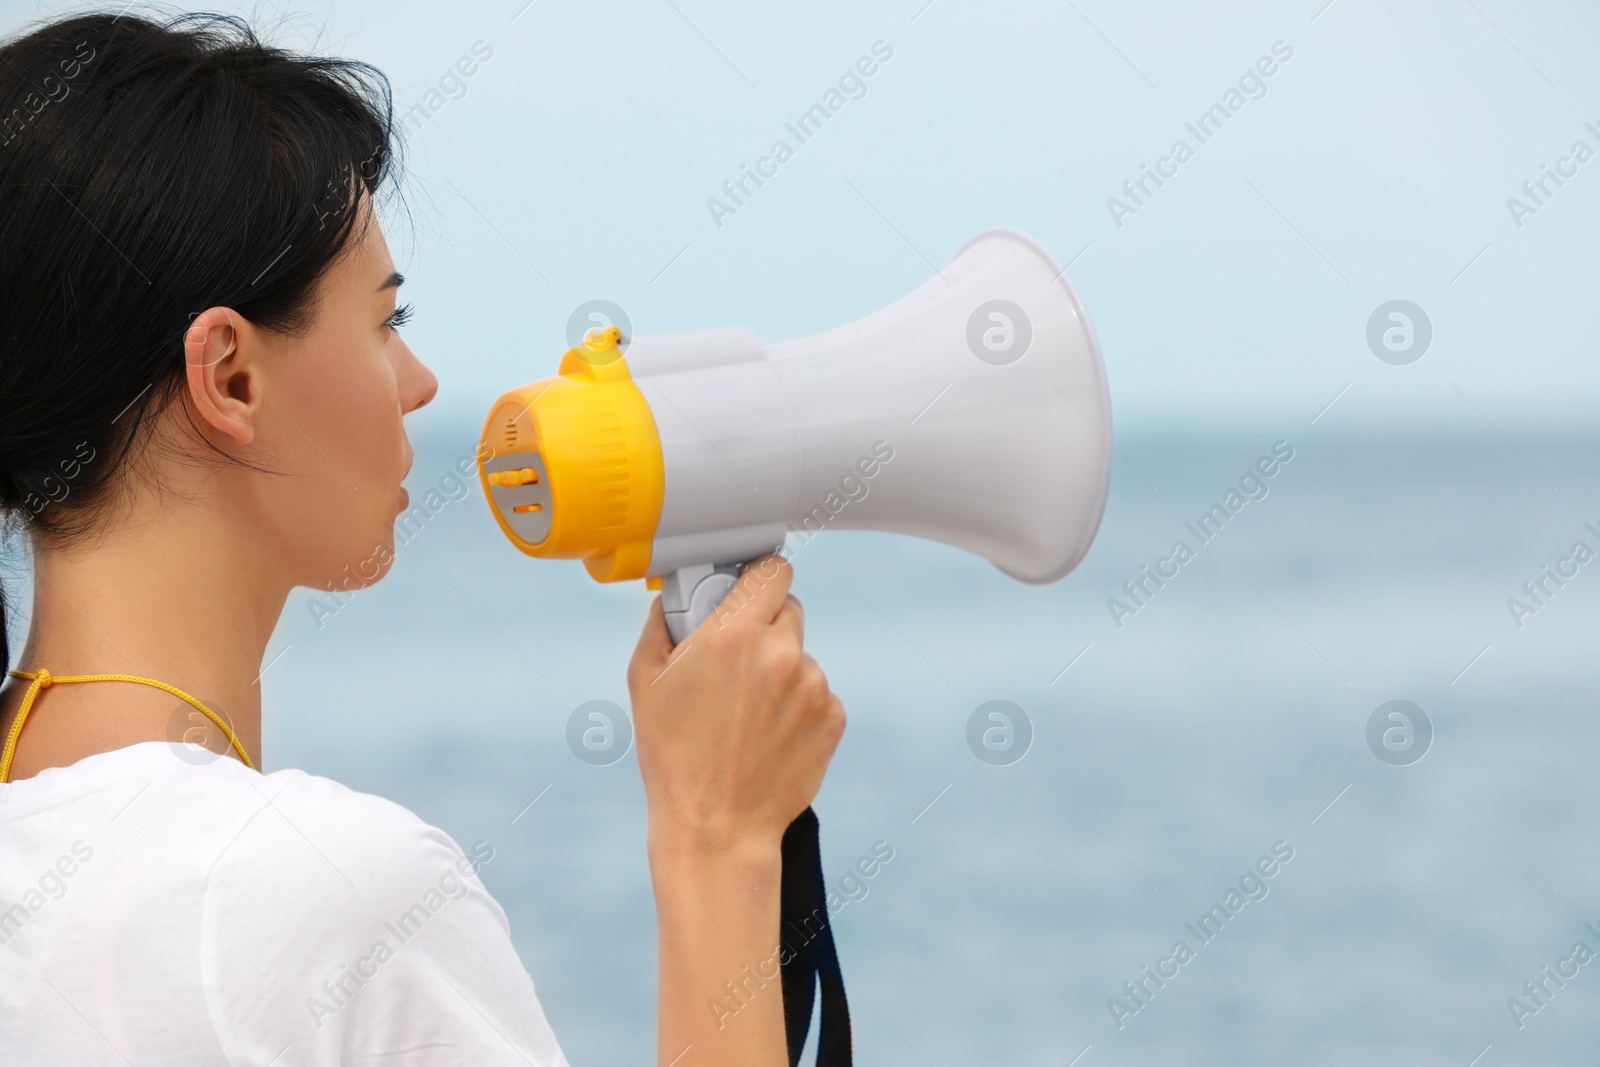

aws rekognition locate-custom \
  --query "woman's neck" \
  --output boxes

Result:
[0,498,288,779]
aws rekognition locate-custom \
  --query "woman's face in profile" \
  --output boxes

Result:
[246,203,437,591]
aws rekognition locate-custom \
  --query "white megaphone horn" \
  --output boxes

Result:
[478,228,1113,642]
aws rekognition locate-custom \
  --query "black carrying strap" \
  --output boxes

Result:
[779,806,852,1066]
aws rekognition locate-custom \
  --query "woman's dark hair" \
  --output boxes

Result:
[0,9,398,671]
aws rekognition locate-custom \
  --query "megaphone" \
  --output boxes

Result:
[478,228,1112,641]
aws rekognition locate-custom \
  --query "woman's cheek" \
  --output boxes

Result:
[327,342,406,486]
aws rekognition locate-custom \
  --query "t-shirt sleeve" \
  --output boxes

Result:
[200,770,568,1066]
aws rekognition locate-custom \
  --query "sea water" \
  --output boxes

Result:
[15,425,1596,1064]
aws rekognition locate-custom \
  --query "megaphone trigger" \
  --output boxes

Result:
[660,561,743,644]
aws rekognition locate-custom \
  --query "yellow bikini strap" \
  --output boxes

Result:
[0,668,256,783]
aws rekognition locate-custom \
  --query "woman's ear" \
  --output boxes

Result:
[184,307,259,446]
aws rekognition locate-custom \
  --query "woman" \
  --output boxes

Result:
[0,11,843,1065]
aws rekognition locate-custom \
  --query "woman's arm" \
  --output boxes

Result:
[629,556,844,1067]
[649,829,785,1065]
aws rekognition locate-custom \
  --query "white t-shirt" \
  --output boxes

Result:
[0,741,569,1066]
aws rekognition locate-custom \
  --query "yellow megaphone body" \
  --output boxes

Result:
[479,229,1113,641]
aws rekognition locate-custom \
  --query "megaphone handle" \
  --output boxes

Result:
[656,560,855,1065]
[660,561,746,644]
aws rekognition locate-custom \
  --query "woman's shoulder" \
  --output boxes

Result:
[167,761,559,1064]
[6,741,470,885]
[3,741,488,908]
[46,743,498,924]
[3,741,550,1061]
[194,754,496,916]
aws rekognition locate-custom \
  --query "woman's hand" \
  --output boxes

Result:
[629,554,845,863]
[628,555,845,1066]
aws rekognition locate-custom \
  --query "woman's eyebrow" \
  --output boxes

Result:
[377,271,404,292]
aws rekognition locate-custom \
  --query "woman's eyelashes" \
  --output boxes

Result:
[385,303,413,331]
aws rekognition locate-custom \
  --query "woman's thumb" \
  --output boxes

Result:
[631,595,675,673]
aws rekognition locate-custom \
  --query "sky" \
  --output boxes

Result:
[5,0,1594,444]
